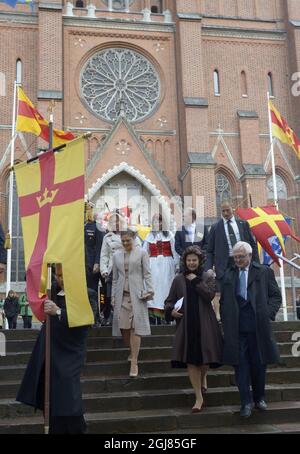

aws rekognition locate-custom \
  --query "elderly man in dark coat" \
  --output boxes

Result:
[16,265,95,434]
[0,223,7,275]
[220,241,282,418]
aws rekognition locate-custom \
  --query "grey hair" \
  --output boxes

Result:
[233,241,252,255]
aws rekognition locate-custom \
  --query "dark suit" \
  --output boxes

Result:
[84,221,104,292]
[220,262,282,406]
[175,224,209,257]
[205,218,259,280]
[0,223,7,265]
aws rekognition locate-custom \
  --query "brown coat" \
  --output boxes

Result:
[164,273,223,365]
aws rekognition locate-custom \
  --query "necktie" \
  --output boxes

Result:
[238,269,247,300]
[227,219,237,248]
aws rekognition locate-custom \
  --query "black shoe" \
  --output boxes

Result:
[255,400,267,411]
[240,403,253,418]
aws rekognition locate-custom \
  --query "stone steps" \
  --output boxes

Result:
[0,321,300,434]
[1,401,300,434]
[1,383,300,419]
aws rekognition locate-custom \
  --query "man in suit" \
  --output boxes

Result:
[175,208,209,262]
[220,241,282,418]
[205,200,259,282]
[0,223,7,275]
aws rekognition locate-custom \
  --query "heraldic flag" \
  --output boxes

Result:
[14,137,94,327]
[236,205,300,265]
[16,87,75,148]
[269,101,300,159]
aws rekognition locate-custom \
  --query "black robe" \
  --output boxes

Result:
[16,290,89,417]
[0,223,7,265]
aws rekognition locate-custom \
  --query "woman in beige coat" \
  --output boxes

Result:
[112,229,154,377]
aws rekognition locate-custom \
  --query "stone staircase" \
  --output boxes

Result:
[0,322,300,434]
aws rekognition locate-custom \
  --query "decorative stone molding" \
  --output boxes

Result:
[74,112,87,125]
[87,162,171,216]
[115,140,131,156]
[157,117,167,128]
[74,36,86,47]
[153,42,165,52]
[211,131,242,179]
[68,30,170,41]
[202,25,286,42]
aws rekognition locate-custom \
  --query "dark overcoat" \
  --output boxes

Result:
[16,291,89,417]
[164,273,223,365]
[4,296,19,318]
[219,262,282,366]
[205,218,259,280]
[175,225,209,258]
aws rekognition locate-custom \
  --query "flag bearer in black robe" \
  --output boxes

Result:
[0,223,7,275]
[16,264,94,434]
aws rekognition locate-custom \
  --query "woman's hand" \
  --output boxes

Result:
[206,269,216,278]
[171,309,183,319]
[186,273,197,281]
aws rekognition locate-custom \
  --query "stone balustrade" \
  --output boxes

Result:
[63,2,173,23]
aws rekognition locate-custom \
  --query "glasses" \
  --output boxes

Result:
[233,254,248,260]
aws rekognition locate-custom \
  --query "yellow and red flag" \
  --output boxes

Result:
[269,101,300,159]
[14,137,94,327]
[236,205,300,265]
[16,87,75,148]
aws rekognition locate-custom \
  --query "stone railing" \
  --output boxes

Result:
[64,2,173,23]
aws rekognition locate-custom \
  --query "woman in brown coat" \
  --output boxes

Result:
[165,246,223,412]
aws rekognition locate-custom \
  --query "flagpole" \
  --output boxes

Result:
[6,81,18,297]
[44,264,52,435]
[267,92,288,321]
[44,101,54,434]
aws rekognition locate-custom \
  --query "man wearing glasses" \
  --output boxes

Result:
[220,241,282,418]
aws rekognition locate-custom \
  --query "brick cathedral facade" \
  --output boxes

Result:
[0,0,300,288]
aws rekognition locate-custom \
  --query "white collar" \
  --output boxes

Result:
[57,290,65,296]
[223,216,235,224]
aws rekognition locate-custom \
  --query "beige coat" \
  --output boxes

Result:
[112,246,154,337]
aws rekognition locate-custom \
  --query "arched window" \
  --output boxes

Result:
[16,59,22,85]
[75,0,84,6]
[268,72,274,97]
[214,70,220,96]
[216,173,232,216]
[267,175,287,200]
[241,71,247,97]
[5,176,25,283]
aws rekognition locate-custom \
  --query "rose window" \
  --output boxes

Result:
[80,48,161,123]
